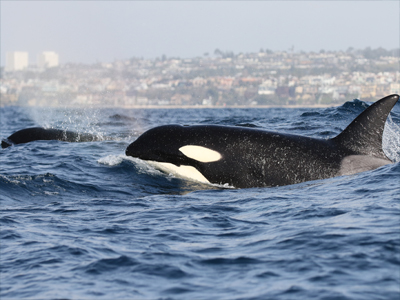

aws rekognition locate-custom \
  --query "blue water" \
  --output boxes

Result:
[1,101,400,300]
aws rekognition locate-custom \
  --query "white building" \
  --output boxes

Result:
[5,52,29,71]
[37,51,59,69]
[258,79,277,95]
[390,82,400,95]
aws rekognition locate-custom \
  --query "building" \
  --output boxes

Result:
[37,51,59,69]
[5,52,29,71]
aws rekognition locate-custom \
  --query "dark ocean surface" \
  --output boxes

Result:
[1,100,399,300]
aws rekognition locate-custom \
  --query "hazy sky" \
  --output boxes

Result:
[1,1,399,66]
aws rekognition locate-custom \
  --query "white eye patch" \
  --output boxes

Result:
[179,145,222,163]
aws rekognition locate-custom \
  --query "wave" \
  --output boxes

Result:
[1,103,399,299]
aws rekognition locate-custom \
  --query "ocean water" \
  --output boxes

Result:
[1,100,399,300]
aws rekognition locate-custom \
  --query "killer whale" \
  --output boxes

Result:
[2,94,398,188]
[126,94,399,188]
[1,127,100,149]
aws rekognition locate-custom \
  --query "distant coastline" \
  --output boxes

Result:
[0,102,338,109]
[1,47,399,108]
[110,103,338,109]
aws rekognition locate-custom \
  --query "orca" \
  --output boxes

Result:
[125,94,399,188]
[1,127,100,149]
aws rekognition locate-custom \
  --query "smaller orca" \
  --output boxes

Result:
[1,127,100,149]
[126,94,399,188]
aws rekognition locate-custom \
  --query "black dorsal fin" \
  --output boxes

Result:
[332,94,399,159]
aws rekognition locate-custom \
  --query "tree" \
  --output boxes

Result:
[214,48,223,57]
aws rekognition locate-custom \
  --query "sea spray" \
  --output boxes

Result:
[27,106,106,140]
[383,114,400,162]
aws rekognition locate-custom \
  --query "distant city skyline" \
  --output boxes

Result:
[4,51,59,71]
[1,1,399,66]
[2,48,398,108]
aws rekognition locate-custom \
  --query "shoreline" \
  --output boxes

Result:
[120,104,338,109]
[0,103,339,109]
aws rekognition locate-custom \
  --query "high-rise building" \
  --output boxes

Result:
[37,51,59,69]
[5,52,29,72]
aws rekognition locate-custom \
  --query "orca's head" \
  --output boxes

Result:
[125,125,222,167]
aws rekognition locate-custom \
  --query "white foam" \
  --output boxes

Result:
[99,155,234,188]
[0,174,22,185]
[44,191,59,196]
[97,155,124,166]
